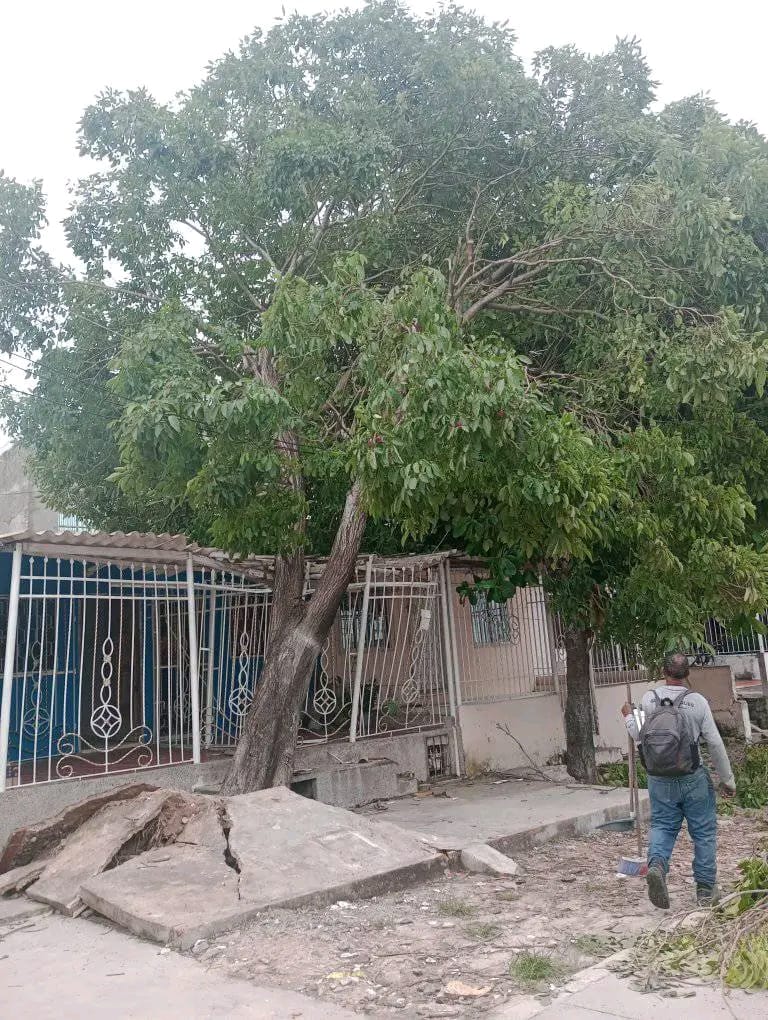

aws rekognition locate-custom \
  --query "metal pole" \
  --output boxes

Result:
[444,559,463,710]
[349,555,374,743]
[185,554,202,764]
[203,571,217,748]
[0,545,23,792]
[438,562,457,719]
[439,560,462,776]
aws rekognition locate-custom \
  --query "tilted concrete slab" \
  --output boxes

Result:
[0,782,158,874]
[28,789,197,916]
[0,860,46,895]
[80,787,443,948]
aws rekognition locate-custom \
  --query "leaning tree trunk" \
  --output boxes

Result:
[563,626,598,784]
[222,485,367,794]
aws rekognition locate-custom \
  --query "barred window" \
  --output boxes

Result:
[340,593,388,650]
[470,592,512,646]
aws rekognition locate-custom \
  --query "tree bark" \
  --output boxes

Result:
[563,626,598,784]
[221,484,367,794]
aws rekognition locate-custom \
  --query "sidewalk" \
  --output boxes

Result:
[360,777,648,852]
[0,909,360,1019]
[491,960,764,1019]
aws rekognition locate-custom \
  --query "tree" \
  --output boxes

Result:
[3,3,768,788]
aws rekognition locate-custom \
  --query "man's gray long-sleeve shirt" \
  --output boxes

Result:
[625,685,735,788]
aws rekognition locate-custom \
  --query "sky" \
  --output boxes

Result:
[1,0,766,448]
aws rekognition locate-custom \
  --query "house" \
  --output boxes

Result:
[0,532,463,841]
[0,445,87,533]
[9,525,755,843]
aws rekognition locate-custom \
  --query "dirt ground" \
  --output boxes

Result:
[191,808,768,1017]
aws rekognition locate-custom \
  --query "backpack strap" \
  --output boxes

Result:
[671,687,690,706]
[650,691,662,706]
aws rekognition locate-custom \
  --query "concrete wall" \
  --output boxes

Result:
[594,680,650,751]
[0,445,58,533]
[459,681,659,773]
[458,694,565,772]
[296,725,459,783]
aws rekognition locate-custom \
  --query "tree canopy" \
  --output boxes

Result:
[3,2,768,786]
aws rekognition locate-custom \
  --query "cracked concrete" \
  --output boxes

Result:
[77,787,443,948]
[28,789,197,916]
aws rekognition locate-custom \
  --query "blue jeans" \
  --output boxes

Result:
[647,767,717,887]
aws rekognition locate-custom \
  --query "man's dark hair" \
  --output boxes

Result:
[663,652,690,680]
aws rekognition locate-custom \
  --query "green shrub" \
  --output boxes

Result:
[598,761,648,789]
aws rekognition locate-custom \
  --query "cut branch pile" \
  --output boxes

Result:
[613,853,768,992]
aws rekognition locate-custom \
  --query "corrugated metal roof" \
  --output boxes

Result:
[0,530,457,580]
[0,529,206,554]
[0,529,262,576]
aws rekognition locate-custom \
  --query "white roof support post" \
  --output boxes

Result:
[0,544,23,792]
[186,554,202,764]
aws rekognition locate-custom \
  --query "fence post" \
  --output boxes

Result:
[439,560,463,776]
[0,544,23,793]
[203,571,217,749]
[443,559,463,710]
[186,554,202,764]
[349,555,374,743]
[439,561,457,720]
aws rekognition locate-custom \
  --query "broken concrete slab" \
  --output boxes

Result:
[0,860,46,895]
[460,842,519,876]
[80,787,443,948]
[0,782,158,874]
[80,843,241,946]
[28,789,199,916]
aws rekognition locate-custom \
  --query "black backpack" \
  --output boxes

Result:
[639,688,700,777]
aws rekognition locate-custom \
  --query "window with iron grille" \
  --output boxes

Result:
[470,592,512,645]
[0,598,59,673]
[56,513,89,533]
[340,592,388,650]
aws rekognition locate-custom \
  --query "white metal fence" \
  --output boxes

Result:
[0,551,205,788]
[301,560,454,742]
[1,548,458,789]
[452,580,562,703]
[452,576,647,704]
[205,559,456,747]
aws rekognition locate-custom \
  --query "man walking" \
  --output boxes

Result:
[622,652,736,909]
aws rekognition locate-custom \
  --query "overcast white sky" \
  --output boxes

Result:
[1,0,766,448]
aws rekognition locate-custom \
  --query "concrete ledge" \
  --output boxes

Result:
[489,795,650,857]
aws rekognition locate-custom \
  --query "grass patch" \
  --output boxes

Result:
[497,890,518,902]
[509,952,565,986]
[464,922,501,941]
[438,898,476,918]
[734,745,768,809]
[598,761,648,789]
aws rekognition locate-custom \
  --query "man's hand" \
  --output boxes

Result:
[719,782,736,799]
[621,702,633,718]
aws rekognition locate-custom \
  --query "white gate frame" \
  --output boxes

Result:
[0,544,23,793]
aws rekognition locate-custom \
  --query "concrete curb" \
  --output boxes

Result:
[489,796,650,857]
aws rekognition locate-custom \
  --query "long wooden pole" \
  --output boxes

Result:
[626,674,643,858]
